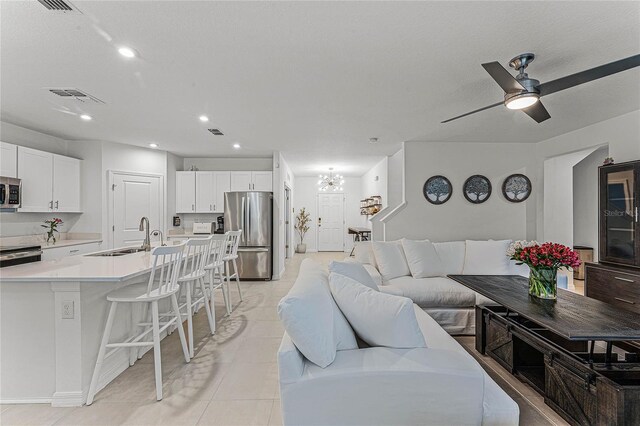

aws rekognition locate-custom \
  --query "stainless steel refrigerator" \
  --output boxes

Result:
[224,191,273,280]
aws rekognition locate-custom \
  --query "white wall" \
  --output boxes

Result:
[166,152,184,232]
[183,157,272,171]
[0,121,67,155]
[293,176,364,252]
[362,158,388,207]
[385,141,538,242]
[573,146,608,260]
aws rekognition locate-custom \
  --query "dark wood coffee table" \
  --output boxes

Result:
[449,274,640,426]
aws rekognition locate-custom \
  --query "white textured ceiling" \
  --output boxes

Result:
[1,1,639,176]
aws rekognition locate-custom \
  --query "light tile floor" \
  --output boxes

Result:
[1,252,568,425]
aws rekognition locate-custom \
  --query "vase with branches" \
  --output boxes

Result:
[295,207,311,253]
[42,218,63,245]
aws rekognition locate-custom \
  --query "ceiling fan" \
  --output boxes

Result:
[442,53,640,124]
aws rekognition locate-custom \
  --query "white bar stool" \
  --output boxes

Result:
[177,236,216,358]
[205,235,232,327]
[86,244,190,404]
[224,230,243,311]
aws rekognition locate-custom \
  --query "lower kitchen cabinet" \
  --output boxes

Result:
[41,242,102,261]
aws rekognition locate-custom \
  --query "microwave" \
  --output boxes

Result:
[0,176,21,209]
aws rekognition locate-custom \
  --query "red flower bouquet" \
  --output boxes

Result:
[507,241,581,299]
[42,217,64,245]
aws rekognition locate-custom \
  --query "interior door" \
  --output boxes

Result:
[52,154,81,212]
[195,171,215,213]
[317,193,344,251]
[17,146,53,212]
[111,172,162,249]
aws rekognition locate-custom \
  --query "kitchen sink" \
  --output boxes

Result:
[86,247,148,257]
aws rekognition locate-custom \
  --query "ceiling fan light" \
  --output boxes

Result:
[505,92,539,110]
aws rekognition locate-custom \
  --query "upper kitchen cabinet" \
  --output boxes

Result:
[17,147,82,212]
[0,142,17,177]
[178,171,230,213]
[176,171,196,213]
[230,171,272,191]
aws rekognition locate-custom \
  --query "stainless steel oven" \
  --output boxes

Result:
[0,245,42,268]
[0,176,21,209]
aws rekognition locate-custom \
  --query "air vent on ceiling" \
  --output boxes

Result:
[208,129,224,136]
[47,88,105,104]
[37,0,81,13]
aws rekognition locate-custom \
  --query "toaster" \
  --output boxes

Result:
[192,222,214,234]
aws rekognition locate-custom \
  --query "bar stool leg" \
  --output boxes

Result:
[185,281,194,358]
[87,301,118,405]
[151,300,163,401]
[198,277,216,335]
[171,293,191,363]
[209,269,217,334]
[233,258,243,301]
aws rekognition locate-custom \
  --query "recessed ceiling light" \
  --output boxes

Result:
[80,114,92,121]
[199,115,209,122]
[118,46,136,58]
[149,143,158,149]
[233,143,241,149]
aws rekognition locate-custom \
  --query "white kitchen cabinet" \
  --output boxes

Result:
[252,171,273,191]
[52,154,81,212]
[213,171,230,212]
[230,171,252,191]
[41,241,102,261]
[18,147,54,211]
[0,141,17,177]
[195,171,215,213]
[17,147,82,212]
[230,171,272,191]
[176,171,196,213]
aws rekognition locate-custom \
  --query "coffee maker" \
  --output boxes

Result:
[215,216,224,234]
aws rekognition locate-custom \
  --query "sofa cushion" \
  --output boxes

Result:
[463,239,512,275]
[401,238,444,278]
[386,276,477,308]
[329,273,426,349]
[371,241,411,281]
[433,241,466,275]
[277,259,358,368]
[353,241,377,267]
[329,260,378,291]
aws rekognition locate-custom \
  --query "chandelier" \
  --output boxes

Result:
[318,168,344,192]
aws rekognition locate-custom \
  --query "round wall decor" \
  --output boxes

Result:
[502,174,532,202]
[463,175,492,204]
[423,175,452,205]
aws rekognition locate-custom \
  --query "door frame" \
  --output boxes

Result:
[284,184,292,259]
[316,192,345,252]
[107,170,165,249]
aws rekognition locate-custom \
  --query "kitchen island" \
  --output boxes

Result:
[0,244,184,407]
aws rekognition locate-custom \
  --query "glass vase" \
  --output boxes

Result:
[46,230,58,245]
[528,267,558,300]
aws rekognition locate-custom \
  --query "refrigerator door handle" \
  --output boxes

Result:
[246,196,251,239]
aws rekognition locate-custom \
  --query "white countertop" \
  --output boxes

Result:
[40,239,103,250]
[0,243,181,283]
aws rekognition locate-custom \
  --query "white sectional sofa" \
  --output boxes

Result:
[352,239,528,335]
[277,259,519,426]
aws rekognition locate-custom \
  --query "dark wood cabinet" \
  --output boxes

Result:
[599,161,640,268]
[585,263,640,314]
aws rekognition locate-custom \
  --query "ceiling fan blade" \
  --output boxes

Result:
[441,101,503,123]
[537,54,640,97]
[482,61,526,93]
[522,100,551,123]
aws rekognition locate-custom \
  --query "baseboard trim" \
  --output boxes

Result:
[0,397,53,404]
[52,391,83,407]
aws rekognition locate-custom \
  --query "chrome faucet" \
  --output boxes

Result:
[139,216,151,251]
[151,229,166,246]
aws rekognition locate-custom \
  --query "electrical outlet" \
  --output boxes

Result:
[62,300,74,319]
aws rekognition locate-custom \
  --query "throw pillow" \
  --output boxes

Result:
[353,241,378,267]
[329,260,379,291]
[433,241,466,275]
[371,241,411,281]
[328,273,427,348]
[463,239,512,275]
[401,238,444,278]
[278,259,358,368]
